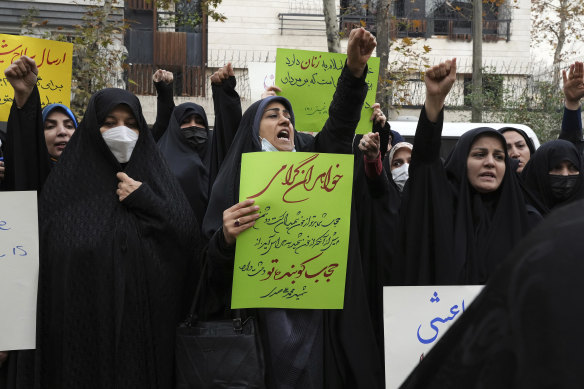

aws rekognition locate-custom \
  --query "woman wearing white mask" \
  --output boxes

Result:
[387,141,413,192]
[35,88,198,388]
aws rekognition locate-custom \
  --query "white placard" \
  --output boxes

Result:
[384,285,484,388]
[0,191,39,351]
[248,62,276,101]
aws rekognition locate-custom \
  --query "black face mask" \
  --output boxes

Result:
[549,174,579,202]
[182,126,208,150]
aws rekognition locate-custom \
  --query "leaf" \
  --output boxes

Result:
[423,45,432,53]
[360,19,366,27]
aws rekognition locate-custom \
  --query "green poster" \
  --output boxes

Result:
[232,152,354,309]
[275,48,380,134]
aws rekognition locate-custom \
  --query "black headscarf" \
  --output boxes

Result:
[443,127,530,284]
[203,95,313,239]
[498,127,536,155]
[37,88,198,388]
[158,102,211,227]
[401,198,584,389]
[520,139,584,214]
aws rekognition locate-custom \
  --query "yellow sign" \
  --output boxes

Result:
[0,34,73,121]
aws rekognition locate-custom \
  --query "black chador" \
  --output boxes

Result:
[36,89,198,388]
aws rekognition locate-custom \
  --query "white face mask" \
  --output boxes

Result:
[260,137,295,152]
[101,125,139,163]
[391,163,409,191]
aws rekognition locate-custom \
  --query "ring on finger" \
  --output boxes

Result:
[234,218,241,227]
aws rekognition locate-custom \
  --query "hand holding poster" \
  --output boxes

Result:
[232,152,354,309]
[275,48,379,134]
[383,285,484,388]
[0,191,39,351]
[0,34,73,121]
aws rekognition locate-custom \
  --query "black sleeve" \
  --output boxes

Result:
[122,182,198,251]
[392,106,453,285]
[1,86,51,191]
[559,106,584,151]
[209,76,242,191]
[151,81,175,142]
[198,227,236,317]
[410,105,444,168]
[313,63,369,154]
[377,121,391,159]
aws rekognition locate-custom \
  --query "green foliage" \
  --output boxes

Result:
[460,67,563,142]
[492,81,564,143]
[20,1,128,120]
[155,0,226,29]
[380,27,430,112]
[463,67,504,108]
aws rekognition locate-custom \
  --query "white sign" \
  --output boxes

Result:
[0,191,39,351]
[248,62,276,101]
[384,285,484,388]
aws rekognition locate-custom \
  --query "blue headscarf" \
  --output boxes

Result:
[42,104,78,128]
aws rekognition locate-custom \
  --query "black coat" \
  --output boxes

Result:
[1,86,51,192]
[36,88,198,388]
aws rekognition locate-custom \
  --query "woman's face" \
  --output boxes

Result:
[99,105,139,134]
[467,134,506,193]
[390,148,411,171]
[44,110,75,158]
[502,131,530,173]
[549,160,579,176]
[180,114,206,130]
[258,102,295,152]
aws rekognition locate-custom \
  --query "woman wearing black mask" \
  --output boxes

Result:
[520,139,584,215]
[158,102,211,227]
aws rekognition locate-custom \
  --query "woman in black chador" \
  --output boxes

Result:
[158,102,211,227]
[394,58,537,286]
[36,88,198,388]
[202,28,384,388]
[400,198,584,389]
[520,139,584,215]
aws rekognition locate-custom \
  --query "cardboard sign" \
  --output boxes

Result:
[232,152,354,309]
[384,285,484,388]
[248,62,276,101]
[0,34,73,121]
[275,48,379,134]
[0,191,39,351]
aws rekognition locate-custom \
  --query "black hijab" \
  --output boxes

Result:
[498,127,536,155]
[443,127,530,284]
[520,139,584,214]
[158,102,211,227]
[401,198,584,389]
[38,88,198,388]
[203,95,313,239]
